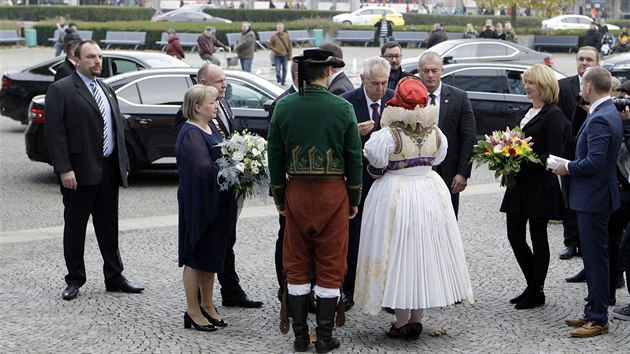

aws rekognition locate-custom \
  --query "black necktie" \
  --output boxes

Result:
[371,102,380,129]
[429,93,436,106]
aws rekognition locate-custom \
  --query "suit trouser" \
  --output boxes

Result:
[62,156,124,287]
[218,196,245,299]
[283,179,348,289]
[344,206,363,299]
[577,211,610,325]
[563,208,581,249]
[621,222,630,295]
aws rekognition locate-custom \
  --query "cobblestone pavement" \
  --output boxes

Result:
[1,47,628,353]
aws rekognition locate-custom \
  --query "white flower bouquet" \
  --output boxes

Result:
[216,130,270,198]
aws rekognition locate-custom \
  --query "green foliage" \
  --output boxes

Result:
[0,5,153,22]
[204,9,340,23]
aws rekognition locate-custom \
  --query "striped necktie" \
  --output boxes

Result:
[90,81,110,155]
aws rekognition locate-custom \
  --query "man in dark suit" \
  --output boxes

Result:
[553,66,623,338]
[557,46,599,262]
[418,51,476,217]
[44,40,144,300]
[174,63,263,308]
[269,62,298,302]
[340,57,394,311]
[319,42,354,95]
[54,40,80,82]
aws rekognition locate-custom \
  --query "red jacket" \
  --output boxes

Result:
[166,35,185,59]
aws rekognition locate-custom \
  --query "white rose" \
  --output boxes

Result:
[236,162,245,173]
[232,151,245,161]
[493,145,503,154]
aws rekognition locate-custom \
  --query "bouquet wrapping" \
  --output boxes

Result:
[470,126,542,188]
[216,130,270,198]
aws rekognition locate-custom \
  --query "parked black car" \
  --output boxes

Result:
[401,63,566,136]
[25,68,284,171]
[1,51,189,124]
[601,53,630,82]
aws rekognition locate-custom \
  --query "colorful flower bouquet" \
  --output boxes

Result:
[470,126,542,188]
[216,130,269,198]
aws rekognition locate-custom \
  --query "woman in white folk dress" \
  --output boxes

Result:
[354,76,474,340]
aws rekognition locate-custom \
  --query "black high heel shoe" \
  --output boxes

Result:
[509,287,530,304]
[514,290,545,309]
[184,312,217,332]
[201,307,228,327]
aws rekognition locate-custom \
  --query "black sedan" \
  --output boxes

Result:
[601,53,630,82]
[402,63,566,136]
[25,68,284,172]
[401,39,554,69]
[1,51,189,124]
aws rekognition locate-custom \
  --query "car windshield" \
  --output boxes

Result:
[427,41,455,55]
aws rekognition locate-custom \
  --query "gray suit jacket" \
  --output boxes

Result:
[328,71,354,95]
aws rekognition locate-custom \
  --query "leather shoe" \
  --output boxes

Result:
[565,269,586,283]
[565,315,588,327]
[570,321,609,338]
[559,246,578,260]
[62,285,80,300]
[342,294,354,312]
[222,295,263,308]
[105,279,144,293]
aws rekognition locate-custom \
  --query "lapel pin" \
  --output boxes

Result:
[444,99,449,104]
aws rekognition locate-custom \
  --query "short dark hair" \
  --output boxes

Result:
[318,42,343,59]
[305,64,330,82]
[75,40,98,59]
[381,40,401,55]
[64,39,81,55]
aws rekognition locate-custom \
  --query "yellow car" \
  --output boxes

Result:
[332,6,405,27]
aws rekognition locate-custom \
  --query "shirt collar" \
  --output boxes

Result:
[589,96,611,114]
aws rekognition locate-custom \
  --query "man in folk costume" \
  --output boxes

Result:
[267,49,363,353]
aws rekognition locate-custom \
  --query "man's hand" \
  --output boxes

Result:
[620,105,630,121]
[60,170,77,190]
[357,120,375,136]
[552,163,569,176]
[276,205,286,216]
[349,206,358,219]
[450,174,467,194]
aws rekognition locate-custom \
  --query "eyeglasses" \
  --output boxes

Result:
[383,55,402,60]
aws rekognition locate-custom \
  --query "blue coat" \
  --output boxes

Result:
[568,99,623,213]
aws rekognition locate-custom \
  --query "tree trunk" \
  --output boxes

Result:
[511,5,517,27]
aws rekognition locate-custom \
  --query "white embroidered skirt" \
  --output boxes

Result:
[354,166,474,315]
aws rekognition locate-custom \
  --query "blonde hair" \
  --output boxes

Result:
[523,64,559,105]
[183,84,218,121]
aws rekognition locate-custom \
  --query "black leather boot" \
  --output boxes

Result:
[288,294,310,352]
[514,287,545,309]
[315,297,341,354]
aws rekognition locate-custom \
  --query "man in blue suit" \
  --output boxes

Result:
[553,66,623,338]
[340,57,394,311]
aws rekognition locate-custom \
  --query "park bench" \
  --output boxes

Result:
[287,29,314,47]
[446,32,465,40]
[100,31,147,50]
[532,35,579,53]
[392,31,427,47]
[47,30,93,44]
[257,31,275,48]
[334,30,374,47]
[156,32,199,52]
[0,30,25,46]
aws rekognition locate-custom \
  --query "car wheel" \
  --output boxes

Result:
[342,20,352,26]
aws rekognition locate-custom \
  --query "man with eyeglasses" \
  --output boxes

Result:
[381,41,412,91]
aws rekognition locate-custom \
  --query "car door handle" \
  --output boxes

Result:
[133,117,152,124]
[507,105,526,111]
